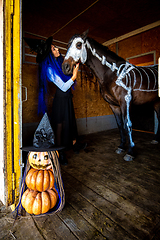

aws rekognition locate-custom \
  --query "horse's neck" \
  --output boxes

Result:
[85,39,125,79]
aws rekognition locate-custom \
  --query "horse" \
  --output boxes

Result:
[62,30,160,161]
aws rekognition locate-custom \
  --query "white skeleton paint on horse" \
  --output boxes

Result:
[62,30,160,161]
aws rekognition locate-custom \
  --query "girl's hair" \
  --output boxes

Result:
[38,52,72,114]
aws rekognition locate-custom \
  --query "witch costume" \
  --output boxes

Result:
[24,36,86,165]
[37,42,78,150]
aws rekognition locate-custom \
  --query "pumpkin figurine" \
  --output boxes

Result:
[21,188,58,215]
[20,113,65,215]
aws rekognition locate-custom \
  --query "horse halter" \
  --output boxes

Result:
[64,37,87,64]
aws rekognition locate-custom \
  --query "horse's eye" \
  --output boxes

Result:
[44,155,48,160]
[76,42,82,49]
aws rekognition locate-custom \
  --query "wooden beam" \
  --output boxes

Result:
[103,20,160,46]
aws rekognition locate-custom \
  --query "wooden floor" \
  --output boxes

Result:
[1,129,160,240]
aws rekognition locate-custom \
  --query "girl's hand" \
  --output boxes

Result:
[71,63,79,81]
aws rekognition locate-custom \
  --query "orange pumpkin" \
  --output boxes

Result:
[25,168,55,192]
[21,188,58,215]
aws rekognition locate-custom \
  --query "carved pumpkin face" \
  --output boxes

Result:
[28,152,52,170]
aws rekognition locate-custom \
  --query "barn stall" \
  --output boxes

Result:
[1,0,160,239]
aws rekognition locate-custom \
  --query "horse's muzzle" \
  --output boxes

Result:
[62,61,72,75]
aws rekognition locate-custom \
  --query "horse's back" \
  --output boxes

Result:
[129,64,158,92]
[132,65,158,104]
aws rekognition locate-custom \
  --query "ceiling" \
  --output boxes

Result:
[23,0,160,45]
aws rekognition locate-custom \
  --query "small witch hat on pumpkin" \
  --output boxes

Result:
[21,112,64,152]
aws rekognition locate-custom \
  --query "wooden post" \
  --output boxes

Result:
[2,0,22,208]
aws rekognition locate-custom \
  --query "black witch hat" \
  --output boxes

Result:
[24,36,53,63]
[21,113,64,152]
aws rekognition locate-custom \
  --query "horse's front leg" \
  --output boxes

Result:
[121,89,135,161]
[110,104,126,154]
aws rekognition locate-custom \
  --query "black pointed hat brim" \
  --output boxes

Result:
[36,36,53,63]
[20,146,65,152]
[23,37,43,53]
[24,36,53,63]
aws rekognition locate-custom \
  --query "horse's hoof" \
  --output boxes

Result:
[115,148,125,154]
[151,140,159,144]
[124,154,134,161]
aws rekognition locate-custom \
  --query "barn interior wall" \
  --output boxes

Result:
[118,26,160,62]
[22,26,160,144]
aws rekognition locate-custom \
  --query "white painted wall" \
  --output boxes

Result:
[23,115,118,144]
[77,115,117,135]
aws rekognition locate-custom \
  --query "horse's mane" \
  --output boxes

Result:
[87,37,125,62]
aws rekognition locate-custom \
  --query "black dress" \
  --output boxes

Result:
[51,87,78,149]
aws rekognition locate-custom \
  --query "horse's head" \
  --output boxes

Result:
[62,29,89,75]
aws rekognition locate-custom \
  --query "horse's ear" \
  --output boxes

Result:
[81,29,89,41]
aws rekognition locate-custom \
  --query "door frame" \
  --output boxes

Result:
[0,0,23,208]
